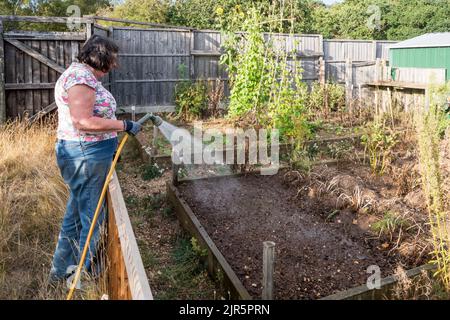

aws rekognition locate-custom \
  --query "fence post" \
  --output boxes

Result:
[345,58,353,109]
[372,40,377,61]
[262,241,275,300]
[318,56,325,86]
[189,30,195,80]
[375,58,381,82]
[85,18,93,39]
[0,19,6,124]
[151,125,159,161]
[109,27,116,97]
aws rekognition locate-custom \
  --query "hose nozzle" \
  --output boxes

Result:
[149,114,163,127]
[137,113,163,127]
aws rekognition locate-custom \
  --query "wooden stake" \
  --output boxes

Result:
[152,124,159,159]
[0,20,6,123]
[262,241,275,300]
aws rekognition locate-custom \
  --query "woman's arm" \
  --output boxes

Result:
[68,84,124,132]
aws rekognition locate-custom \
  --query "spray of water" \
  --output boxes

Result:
[156,120,234,179]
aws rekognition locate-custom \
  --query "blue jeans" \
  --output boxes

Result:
[50,137,118,280]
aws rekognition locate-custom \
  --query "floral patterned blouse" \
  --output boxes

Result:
[55,62,117,142]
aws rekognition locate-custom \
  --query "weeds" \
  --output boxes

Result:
[174,64,208,121]
[308,82,346,121]
[414,87,450,290]
[372,211,409,239]
[0,119,66,299]
[141,163,164,181]
[156,235,216,300]
[361,118,398,175]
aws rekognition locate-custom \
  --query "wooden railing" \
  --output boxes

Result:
[106,171,153,300]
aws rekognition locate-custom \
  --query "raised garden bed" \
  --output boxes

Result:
[167,161,430,300]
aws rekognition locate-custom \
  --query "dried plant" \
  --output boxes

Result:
[0,118,105,299]
[414,88,450,290]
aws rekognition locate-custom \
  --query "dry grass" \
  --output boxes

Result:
[0,117,68,299]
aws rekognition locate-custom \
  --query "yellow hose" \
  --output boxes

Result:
[66,134,129,300]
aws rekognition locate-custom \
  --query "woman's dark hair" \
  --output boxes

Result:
[78,35,119,73]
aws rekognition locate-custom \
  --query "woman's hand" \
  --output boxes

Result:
[68,84,124,133]
[123,120,142,135]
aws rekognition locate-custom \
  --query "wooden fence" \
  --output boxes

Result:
[0,15,400,121]
[350,59,446,112]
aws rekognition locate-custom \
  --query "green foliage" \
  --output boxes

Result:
[98,0,169,25]
[361,119,398,175]
[141,163,164,180]
[1,0,111,31]
[190,237,208,257]
[371,211,408,237]
[307,82,346,119]
[174,64,207,121]
[223,8,269,120]
[290,146,313,173]
[4,0,449,41]
[221,7,311,143]
[167,0,314,33]
[156,236,213,300]
[311,0,450,41]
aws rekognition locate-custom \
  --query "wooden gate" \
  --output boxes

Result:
[0,16,111,121]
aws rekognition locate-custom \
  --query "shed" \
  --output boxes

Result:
[389,33,450,82]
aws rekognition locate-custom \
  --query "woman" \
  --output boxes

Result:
[50,35,141,283]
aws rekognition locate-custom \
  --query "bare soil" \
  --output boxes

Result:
[177,161,430,299]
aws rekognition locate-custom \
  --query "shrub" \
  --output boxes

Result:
[361,119,398,175]
[307,82,346,119]
[174,64,207,121]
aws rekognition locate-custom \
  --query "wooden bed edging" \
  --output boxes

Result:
[167,182,252,300]
[107,171,153,300]
[168,174,434,300]
[321,264,435,300]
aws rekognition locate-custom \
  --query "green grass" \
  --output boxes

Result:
[155,236,215,300]
[137,240,159,269]
[371,211,409,237]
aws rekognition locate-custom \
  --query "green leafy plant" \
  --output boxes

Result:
[220,6,311,147]
[361,119,398,175]
[174,64,207,121]
[141,163,164,181]
[222,8,271,121]
[191,237,208,258]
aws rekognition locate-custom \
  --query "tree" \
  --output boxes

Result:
[0,0,111,16]
[98,0,169,24]
[311,0,450,41]
[0,1,112,31]
[166,0,316,33]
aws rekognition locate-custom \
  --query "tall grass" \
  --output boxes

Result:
[414,84,450,290]
[0,118,68,299]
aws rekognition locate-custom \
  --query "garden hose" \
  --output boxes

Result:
[66,113,161,300]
